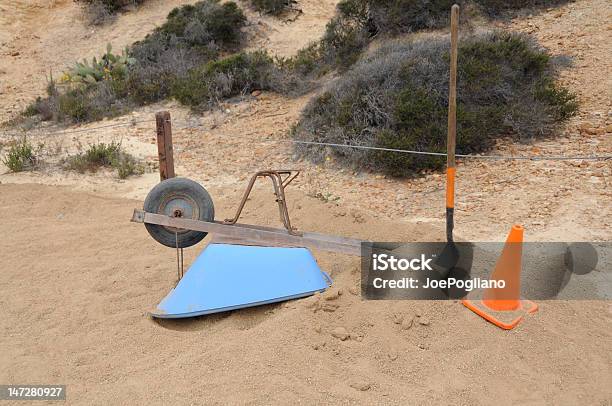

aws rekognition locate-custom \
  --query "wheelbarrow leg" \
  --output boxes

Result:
[269,172,301,236]
[223,170,302,236]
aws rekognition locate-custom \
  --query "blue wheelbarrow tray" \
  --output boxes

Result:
[150,243,332,318]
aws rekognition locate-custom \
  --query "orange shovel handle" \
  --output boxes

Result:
[446,167,456,209]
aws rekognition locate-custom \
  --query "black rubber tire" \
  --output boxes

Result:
[144,177,214,248]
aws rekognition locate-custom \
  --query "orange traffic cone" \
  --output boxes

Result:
[462,225,538,330]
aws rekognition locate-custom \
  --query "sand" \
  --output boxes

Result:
[1,183,611,405]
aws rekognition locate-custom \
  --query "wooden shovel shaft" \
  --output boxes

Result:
[447,4,459,171]
[446,4,459,242]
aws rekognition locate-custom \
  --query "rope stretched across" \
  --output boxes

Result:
[289,139,612,161]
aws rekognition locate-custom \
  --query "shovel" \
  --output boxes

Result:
[433,4,473,289]
[390,5,473,299]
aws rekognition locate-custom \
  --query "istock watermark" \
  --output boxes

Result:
[361,242,610,300]
[372,253,434,271]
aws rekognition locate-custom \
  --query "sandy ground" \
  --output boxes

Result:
[1,183,611,405]
[0,0,611,404]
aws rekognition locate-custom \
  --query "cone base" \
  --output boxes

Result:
[462,298,538,330]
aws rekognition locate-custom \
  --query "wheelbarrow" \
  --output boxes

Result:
[132,170,361,318]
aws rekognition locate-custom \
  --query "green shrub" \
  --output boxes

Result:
[535,78,578,120]
[293,32,578,176]
[64,142,121,173]
[153,0,246,48]
[171,51,284,108]
[57,89,89,122]
[122,0,247,106]
[336,0,571,35]
[24,97,53,121]
[251,0,295,15]
[291,0,457,75]
[24,0,247,123]
[84,142,121,167]
[279,43,325,76]
[292,0,572,75]
[64,141,144,178]
[53,81,127,123]
[320,17,370,69]
[2,137,39,172]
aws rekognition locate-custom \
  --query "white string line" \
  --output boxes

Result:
[0,118,197,137]
[169,126,611,161]
[287,140,612,161]
[0,120,152,138]
[170,124,610,162]
[0,117,195,138]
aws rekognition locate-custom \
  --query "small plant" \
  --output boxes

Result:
[22,73,58,121]
[63,141,143,178]
[114,153,144,179]
[85,141,121,167]
[58,89,88,122]
[62,43,135,86]
[310,191,341,203]
[28,77,127,123]
[2,137,39,172]
[23,102,39,117]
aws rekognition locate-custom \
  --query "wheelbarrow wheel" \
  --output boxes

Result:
[144,177,215,248]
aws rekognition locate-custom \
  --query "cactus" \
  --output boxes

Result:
[62,43,135,86]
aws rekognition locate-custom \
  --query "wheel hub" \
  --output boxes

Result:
[159,193,199,234]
